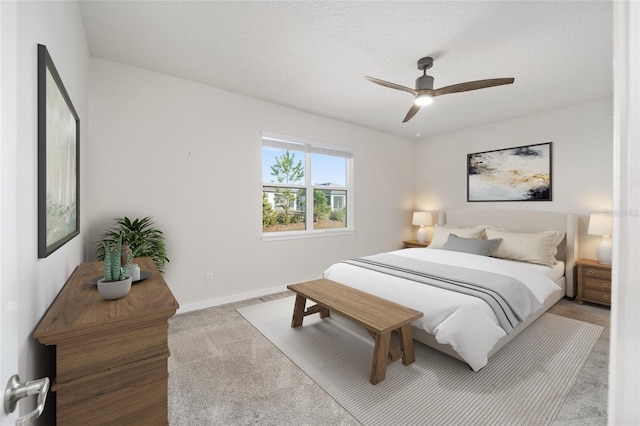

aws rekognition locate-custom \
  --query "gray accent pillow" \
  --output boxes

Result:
[441,234,502,257]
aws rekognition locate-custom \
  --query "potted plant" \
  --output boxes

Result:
[97,238,136,300]
[96,216,169,274]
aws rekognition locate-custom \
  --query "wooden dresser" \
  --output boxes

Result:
[33,257,179,424]
[576,258,612,306]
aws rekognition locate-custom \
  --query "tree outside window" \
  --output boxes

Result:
[270,150,303,217]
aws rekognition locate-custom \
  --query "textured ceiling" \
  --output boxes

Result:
[78,1,612,140]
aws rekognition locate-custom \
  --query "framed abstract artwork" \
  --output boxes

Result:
[38,44,80,258]
[467,142,552,202]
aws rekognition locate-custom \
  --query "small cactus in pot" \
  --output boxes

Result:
[102,238,135,282]
[98,238,137,300]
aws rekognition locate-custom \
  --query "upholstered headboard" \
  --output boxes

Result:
[438,210,578,297]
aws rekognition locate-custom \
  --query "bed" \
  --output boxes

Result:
[322,209,578,371]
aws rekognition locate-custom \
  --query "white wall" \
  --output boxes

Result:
[414,98,613,259]
[1,0,89,421]
[88,59,415,311]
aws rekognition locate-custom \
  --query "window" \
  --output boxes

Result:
[262,131,353,239]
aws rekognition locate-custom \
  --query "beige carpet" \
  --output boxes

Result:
[238,296,603,426]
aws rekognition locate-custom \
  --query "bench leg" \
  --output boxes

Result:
[370,331,391,385]
[291,294,307,328]
[398,325,416,365]
[319,306,331,319]
[291,295,332,328]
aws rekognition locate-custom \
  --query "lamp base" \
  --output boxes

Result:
[596,237,612,265]
[417,226,427,244]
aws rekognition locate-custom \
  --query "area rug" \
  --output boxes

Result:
[237,296,603,426]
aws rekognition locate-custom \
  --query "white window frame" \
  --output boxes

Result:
[261,130,354,241]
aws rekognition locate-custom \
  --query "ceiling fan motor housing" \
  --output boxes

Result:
[416,74,434,91]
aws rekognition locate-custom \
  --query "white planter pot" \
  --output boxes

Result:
[126,263,140,281]
[97,277,132,300]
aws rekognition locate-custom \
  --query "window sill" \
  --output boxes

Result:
[261,229,354,242]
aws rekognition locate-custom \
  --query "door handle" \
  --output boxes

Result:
[3,375,49,425]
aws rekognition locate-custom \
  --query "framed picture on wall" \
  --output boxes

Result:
[467,142,552,202]
[37,44,80,258]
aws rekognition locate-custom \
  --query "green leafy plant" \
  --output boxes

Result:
[330,208,346,222]
[101,238,135,282]
[313,189,331,221]
[262,193,277,227]
[96,216,169,274]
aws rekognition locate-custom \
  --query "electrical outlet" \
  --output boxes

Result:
[206,272,214,284]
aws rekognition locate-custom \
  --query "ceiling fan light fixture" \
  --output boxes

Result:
[414,93,434,106]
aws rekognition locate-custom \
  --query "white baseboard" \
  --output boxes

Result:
[176,285,289,315]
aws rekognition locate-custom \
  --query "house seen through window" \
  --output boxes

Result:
[262,131,353,238]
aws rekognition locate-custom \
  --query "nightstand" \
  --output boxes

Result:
[576,258,612,306]
[403,240,430,248]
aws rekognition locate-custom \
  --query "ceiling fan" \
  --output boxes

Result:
[365,56,515,123]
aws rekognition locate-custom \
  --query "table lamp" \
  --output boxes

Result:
[412,212,432,243]
[588,213,613,264]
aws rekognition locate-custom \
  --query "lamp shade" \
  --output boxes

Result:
[588,213,613,237]
[412,212,433,226]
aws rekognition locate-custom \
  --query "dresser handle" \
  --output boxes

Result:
[586,270,594,275]
[602,294,609,300]
[601,283,610,288]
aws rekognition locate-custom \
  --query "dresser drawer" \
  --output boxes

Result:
[582,267,611,280]
[55,319,169,384]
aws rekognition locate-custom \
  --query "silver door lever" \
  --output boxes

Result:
[3,375,49,425]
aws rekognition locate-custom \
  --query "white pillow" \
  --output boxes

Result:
[485,227,565,266]
[428,224,486,249]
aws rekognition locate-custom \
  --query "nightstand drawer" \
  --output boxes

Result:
[582,288,611,305]
[582,267,611,280]
[583,277,612,291]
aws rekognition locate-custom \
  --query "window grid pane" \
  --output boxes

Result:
[262,187,307,233]
[262,147,305,185]
[311,153,346,187]
[313,189,347,229]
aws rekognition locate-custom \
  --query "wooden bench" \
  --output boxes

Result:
[286,278,423,385]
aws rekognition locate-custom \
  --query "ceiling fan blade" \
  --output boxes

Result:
[402,104,421,123]
[365,76,418,96]
[433,78,514,97]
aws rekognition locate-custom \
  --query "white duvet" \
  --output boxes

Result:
[322,248,563,371]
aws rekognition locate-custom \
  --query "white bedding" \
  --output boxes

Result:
[322,248,563,371]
